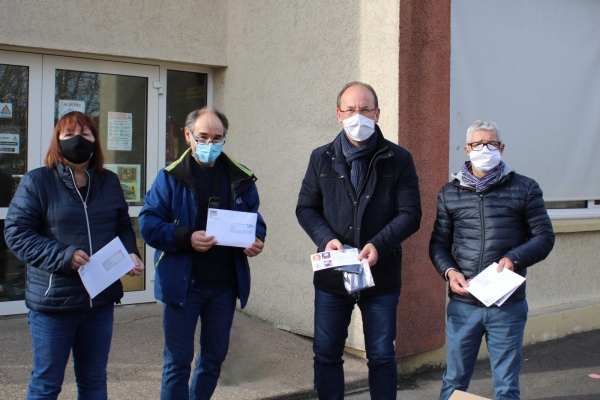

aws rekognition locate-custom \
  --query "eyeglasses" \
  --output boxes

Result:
[468,141,501,151]
[339,108,377,117]
[190,132,225,145]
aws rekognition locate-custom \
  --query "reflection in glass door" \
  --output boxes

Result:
[0,63,28,304]
[0,51,41,314]
[43,56,159,305]
[53,69,149,293]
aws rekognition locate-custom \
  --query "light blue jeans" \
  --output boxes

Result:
[440,299,528,400]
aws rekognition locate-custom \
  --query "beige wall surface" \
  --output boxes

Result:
[0,0,227,65]
[527,231,600,310]
[213,0,400,347]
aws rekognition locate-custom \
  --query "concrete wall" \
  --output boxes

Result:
[213,0,401,348]
[0,0,227,65]
[527,231,600,310]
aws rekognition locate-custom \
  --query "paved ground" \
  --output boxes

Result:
[1,302,599,399]
[0,302,367,400]
[340,329,600,400]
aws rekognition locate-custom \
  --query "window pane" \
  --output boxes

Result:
[166,70,208,164]
[545,201,587,209]
[0,64,28,302]
[0,64,28,206]
[55,70,148,206]
[120,217,145,292]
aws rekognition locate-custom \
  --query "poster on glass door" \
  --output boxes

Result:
[107,112,133,151]
[104,164,141,202]
[0,132,19,154]
[0,103,13,119]
[58,100,85,118]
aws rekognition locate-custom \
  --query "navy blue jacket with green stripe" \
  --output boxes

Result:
[139,150,266,308]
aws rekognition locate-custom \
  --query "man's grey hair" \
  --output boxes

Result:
[466,120,502,143]
[184,107,229,136]
[336,82,379,108]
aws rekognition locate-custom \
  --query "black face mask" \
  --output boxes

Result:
[59,135,95,165]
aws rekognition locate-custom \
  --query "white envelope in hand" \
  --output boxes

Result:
[205,208,258,248]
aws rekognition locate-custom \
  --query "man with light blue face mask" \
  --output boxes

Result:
[296,82,422,399]
[139,107,266,400]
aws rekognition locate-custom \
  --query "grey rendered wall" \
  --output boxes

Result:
[213,1,401,349]
[0,0,227,65]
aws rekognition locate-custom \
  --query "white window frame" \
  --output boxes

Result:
[548,200,600,220]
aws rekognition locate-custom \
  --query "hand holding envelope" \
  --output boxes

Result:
[205,208,259,249]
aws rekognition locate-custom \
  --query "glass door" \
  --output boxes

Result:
[42,56,159,304]
[0,50,42,315]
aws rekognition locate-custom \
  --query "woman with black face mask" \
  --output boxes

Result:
[4,111,144,400]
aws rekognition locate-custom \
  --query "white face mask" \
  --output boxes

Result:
[469,146,502,172]
[342,113,375,142]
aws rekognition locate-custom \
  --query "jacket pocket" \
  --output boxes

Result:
[319,174,343,179]
[451,244,458,260]
[44,273,54,296]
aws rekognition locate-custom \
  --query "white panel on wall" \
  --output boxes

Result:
[450,0,600,201]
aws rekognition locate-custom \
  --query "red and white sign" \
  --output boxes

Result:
[58,99,85,118]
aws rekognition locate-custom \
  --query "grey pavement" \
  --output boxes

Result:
[1,302,599,399]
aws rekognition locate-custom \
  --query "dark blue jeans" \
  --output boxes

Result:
[440,299,528,400]
[27,304,114,400]
[161,280,237,400]
[313,288,400,400]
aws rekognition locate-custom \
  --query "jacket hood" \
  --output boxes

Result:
[451,162,516,188]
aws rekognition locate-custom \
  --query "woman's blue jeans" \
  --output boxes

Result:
[160,280,236,400]
[440,299,528,400]
[27,304,115,400]
[313,288,400,400]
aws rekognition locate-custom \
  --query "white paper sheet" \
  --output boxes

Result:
[465,262,526,307]
[310,248,360,272]
[205,208,257,248]
[78,237,134,299]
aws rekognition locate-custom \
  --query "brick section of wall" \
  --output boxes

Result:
[396,0,451,357]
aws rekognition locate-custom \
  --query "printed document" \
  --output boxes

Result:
[465,262,526,307]
[78,237,134,299]
[310,248,361,272]
[205,208,257,248]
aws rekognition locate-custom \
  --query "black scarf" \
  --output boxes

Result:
[340,130,379,195]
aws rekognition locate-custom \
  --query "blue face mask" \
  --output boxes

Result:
[190,132,225,164]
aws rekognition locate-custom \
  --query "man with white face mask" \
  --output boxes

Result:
[429,120,555,400]
[296,82,422,399]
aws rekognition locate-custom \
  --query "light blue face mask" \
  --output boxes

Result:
[190,132,225,164]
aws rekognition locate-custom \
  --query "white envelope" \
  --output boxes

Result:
[205,208,258,248]
[78,237,135,299]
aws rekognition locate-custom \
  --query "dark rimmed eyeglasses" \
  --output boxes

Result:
[468,141,501,151]
[339,108,377,117]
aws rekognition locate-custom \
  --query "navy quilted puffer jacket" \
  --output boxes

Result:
[4,163,139,313]
[429,165,555,305]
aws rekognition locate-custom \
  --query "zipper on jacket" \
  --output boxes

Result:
[68,167,94,307]
[352,148,390,247]
[44,273,54,296]
[477,194,485,274]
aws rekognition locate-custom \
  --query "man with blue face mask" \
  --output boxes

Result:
[296,82,422,399]
[139,107,266,400]
[429,120,555,400]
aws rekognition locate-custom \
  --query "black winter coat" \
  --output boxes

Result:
[296,128,422,296]
[4,163,140,313]
[429,166,555,305]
